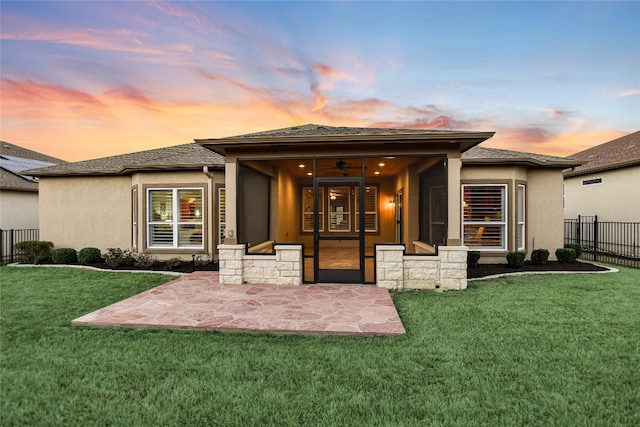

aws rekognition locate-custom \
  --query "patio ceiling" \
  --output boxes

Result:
[264,156,424,178]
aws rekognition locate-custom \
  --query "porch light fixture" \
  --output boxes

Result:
[388,199,395,208]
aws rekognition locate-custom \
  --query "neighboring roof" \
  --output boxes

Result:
[563,131,640,177]
[197,123,496,155]
[1,141,66,191]
[24,143,225,177]
[462,146,582,168]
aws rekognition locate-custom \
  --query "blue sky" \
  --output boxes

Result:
[1,1,638,161]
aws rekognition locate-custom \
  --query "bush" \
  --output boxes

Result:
[467,251,481,268]
[193,252,212,267]
[14,241,54,264]
[104,248,136,268]
[165,257,183,270]
[564,243,582,258]
[556,248,577,263]
[51,248,78,264]
[78,247,102,265]
[531,249,550,265]
[135,252,157,268]
[506,251,526,268]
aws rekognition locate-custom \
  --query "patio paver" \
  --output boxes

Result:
[72,272,405,336]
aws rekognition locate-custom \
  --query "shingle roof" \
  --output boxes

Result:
[462,146,581,168]
[1,142,66,191]
[24,143,225,177]
[563,131,640,177]
[224,123,478,138]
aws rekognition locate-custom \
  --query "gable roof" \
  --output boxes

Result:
[1,142,66,191]
[563,131,640,177]
[462,146,581,168]
[23,143,225,177]
[197,123,496,155]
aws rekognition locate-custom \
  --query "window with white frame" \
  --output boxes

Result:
[218,187,226,244]
[132,187,138,249]
[517,184,525,250]
[462,184,507,250]
[355,186,378,232]
[147,188,203,249]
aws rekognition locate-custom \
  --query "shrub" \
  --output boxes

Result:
[467,251,481,268]
[78,247,102,265]
[556,248,577,263]
[193,252,212,267]
[564,243,582,258]
[14,241,54,264]
[165,257,183,270]
[104,248,136,268]
[531,249,550,265]
[506,251,526,268]
[135,252,157,268]
[51,248,78,264]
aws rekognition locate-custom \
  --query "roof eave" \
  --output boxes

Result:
[196,131,496,156]
[563,159,640,177]
[463,157,582,168]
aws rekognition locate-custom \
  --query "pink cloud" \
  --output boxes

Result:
[616,89,640,97]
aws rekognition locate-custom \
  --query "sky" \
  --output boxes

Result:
[1,1,639,162]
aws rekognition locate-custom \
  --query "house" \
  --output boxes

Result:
[563,131,640,222]
[0,141,66,230]
[26,124,580,290]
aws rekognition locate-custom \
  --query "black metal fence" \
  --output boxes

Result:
[564,216,640,268]
[0,228,39,264]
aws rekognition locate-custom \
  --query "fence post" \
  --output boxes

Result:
[9,229,15,264]
[593,215,598,262]
[576,215,581,245]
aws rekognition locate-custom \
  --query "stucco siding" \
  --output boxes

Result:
[527,169,565,259]
[0,191,39,229]
[564,166,640,222]
[39,176,131,251]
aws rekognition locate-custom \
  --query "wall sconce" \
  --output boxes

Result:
[388,199,395,208]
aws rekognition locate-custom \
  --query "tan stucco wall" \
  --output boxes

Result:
[0,190,39,229]
[564,166,640,222]
[39,176,131,251]
[527,169,565,259]
[461,165,565,263]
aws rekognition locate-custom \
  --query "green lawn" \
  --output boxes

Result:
[1,266,639,426]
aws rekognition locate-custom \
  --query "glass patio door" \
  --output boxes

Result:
[314,174,365,284]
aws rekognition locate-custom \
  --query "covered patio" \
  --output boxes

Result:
[197,124,494,290]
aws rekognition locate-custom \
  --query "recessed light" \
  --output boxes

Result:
[307,172,312,176]
[374,171,380,175]
[378,162,385,167]
[298,163,305,168]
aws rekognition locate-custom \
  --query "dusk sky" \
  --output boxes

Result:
[1,1,639,162]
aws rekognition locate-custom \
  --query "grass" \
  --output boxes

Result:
[1,266,639,426]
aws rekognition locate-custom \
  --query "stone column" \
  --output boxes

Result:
[275,245,303,286]
[438,246,468,290]
[376,245,405,290]
[217,244,244,285]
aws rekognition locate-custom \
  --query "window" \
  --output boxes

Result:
[329,187,351,232]
[355,186,378,232]
[582,177,603,186]
[517,185,525,250]
[147,188,203,249]
[218,187,226,243]
[132,187,138,249]
[301,185,378,233]
[463,184,507,250]
[302,187,324,232]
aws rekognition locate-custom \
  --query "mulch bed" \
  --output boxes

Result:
[467,261,609,279]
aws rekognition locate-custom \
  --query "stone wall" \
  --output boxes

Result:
[376,245,468,290]
[218,244,302,285]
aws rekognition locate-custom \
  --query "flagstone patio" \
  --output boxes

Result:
[72,272,405,336]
